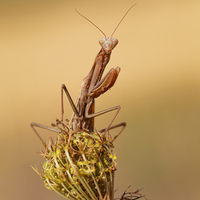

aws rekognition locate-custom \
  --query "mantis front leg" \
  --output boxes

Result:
[85,66,123,135]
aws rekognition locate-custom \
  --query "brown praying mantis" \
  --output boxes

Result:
[31,4,136,146]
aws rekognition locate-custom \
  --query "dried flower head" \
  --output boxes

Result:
[33,120,117,200]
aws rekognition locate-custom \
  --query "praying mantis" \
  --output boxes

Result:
[31,4,136,146]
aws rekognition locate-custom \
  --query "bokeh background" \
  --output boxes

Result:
[1,0,200,199]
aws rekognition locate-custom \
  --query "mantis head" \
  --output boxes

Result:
[99,37,118,53]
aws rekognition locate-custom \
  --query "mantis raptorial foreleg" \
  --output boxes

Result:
[89,67,120,98]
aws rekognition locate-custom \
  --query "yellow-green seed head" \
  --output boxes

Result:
[35,126,116,200]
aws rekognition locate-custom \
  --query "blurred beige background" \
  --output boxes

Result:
[1,0,200,199]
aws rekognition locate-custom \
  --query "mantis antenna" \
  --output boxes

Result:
[75,3,137,38]
[75,8,106,37]
[111,3,137,38]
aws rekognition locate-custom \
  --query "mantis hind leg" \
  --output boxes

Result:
[31,84,78,146]
[30,122,60,147]
[85,104,121,137]
[98,122,126,142]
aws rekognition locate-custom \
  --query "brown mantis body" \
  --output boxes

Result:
[31,4,136,146]
[62,37,121,133]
